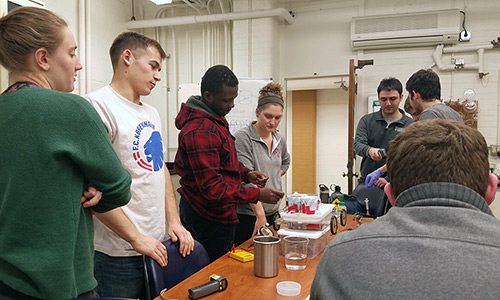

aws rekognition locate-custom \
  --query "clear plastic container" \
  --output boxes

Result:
[278,226,330,259]
[276,281,301,296]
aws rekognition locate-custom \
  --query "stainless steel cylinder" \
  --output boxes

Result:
[253,236,280,278]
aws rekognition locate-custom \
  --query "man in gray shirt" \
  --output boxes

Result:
[406,68,463,121]
[311,119,500,299]
[354,77,412,188]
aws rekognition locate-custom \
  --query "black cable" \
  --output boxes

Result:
[460,10,467,37]
[131,0,136,21]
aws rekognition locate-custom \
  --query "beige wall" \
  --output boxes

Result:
[12,0,500,218]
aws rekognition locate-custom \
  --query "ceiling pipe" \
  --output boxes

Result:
[442,44,495,53]
[125,7,294,29]
[432,44,486,77]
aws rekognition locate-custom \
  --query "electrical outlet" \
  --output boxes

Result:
[454,58,465,69]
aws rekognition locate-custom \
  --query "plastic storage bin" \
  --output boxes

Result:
[279,203,334,230]
[277,226,330,259]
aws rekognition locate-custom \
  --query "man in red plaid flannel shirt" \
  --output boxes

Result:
[174,65,284,261]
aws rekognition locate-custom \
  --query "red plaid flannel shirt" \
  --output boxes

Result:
[174,102,260,224]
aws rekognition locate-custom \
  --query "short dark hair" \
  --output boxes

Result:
[377,77,403,96]
[387,119,489,198]
[109,31,166,70]
[201,65,238,97]
[406,69,441,102]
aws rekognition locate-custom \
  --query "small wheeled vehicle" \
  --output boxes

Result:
[329,199,347,234]
[273,203,346,235]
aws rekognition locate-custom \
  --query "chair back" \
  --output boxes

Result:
[144,239,210,299]
[351,182,390,217]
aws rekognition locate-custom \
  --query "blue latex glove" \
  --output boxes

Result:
[365,169,383,188]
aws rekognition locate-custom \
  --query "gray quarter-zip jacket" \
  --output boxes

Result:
[234,122,290,215]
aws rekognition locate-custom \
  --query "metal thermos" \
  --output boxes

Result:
[253,236,280,277]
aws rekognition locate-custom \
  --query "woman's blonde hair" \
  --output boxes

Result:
[0,7,67,74]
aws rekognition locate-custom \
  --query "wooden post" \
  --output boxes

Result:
[347,59,356,194]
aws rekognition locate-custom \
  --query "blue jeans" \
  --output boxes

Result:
[179,198,236,262]
[94,251,146,299]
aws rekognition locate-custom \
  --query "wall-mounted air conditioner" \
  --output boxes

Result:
[351,9,460,50]
[7,0,45,11]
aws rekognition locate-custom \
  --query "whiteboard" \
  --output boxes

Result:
[227,79,271,134]
[178,79,271,134]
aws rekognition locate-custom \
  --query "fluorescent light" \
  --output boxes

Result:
[149,0,172,4]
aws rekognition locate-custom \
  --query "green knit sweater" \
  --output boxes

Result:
[0,87,132,299]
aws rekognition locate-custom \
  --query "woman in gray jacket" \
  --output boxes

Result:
[234,82,290,245]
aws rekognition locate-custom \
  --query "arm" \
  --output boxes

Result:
[69,98,131,212]
[234,130,267,232]
[164,168,194,257]
[81,184,102,208]
[183,130,260,204]
[365,164,388,188]
[250,202,267,236]
[234,130,261,186]
[353,116,371,158]
[93,208,168,267]
[354,116,382,161]
[246,170,268,188]
[280,134,291,174]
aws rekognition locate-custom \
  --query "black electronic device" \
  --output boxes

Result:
[188,274,227,299]
[378,148,387,159]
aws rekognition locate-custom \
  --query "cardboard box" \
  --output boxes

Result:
[277,226,330,259]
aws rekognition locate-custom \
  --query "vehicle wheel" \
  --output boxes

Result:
[273,212,281,231]
[340,210,347,226]
[330,216,338,235]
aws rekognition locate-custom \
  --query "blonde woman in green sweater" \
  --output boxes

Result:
[0,7,131,299]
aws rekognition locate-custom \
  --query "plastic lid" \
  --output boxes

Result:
[277,281,301,296]
[277,226,329,238]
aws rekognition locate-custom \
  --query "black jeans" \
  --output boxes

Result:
[179,198,236,262]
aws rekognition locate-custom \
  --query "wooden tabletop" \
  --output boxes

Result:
[158,216,363,300]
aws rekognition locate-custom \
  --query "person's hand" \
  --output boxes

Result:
[259,188,284,204]
[253,214,268,236]
[168,221,194,257]
[368,147,382,161]
[81,184,102,208]
[131,234,168,267]
[248,171,269,188]
[374,177,388,188]
[365,169,383,188]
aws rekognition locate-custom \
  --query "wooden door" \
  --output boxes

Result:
[291,90,316,194]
